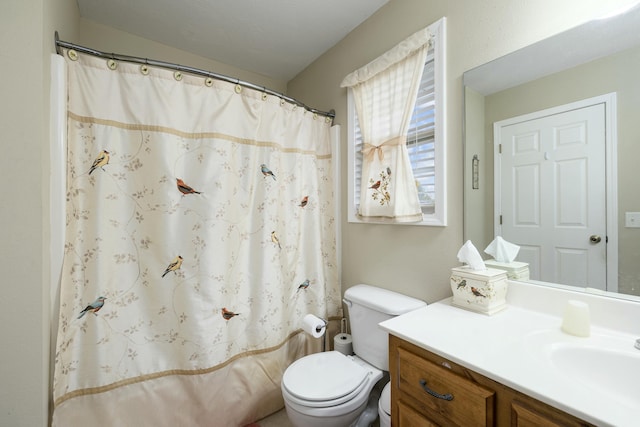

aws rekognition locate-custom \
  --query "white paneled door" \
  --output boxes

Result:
[495,100,609,289]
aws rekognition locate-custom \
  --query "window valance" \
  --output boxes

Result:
[340,27,433,88]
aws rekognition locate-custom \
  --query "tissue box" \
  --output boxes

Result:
[483,259,530,281]
[450,267,508,315]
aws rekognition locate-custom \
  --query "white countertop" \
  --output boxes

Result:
[379,291,640,427]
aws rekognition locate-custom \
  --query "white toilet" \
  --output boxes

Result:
[378,382,391,427]
[281,284,426,427]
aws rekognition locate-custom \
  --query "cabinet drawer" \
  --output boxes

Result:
[511,400,593,427]
[512,402,564,427]
[397,347,494,426]
[398,400,439,427]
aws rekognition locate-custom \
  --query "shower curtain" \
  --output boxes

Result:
[52,50,340,426]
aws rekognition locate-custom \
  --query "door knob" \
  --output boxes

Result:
[589,235,602,244]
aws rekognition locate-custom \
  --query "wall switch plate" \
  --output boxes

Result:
[625,212,640,228]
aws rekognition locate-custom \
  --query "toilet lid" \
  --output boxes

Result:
[283,351,369,402]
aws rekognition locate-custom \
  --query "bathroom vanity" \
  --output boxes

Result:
[379,281,640,427]
[389,335,592,426]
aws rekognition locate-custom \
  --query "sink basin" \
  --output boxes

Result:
[525,329,640,408]
[550,345,640,405]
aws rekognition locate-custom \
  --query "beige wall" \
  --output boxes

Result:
[1,0,636,425]
[287,0,635,303]
[483,45,640,296]
[78,19,288,94]
[1,0,78,425]
[1,1,45,422]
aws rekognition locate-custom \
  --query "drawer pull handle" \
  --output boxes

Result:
[419,379,454,401]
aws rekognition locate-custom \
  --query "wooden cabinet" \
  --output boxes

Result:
[389,335,594,427]
[397,400,439,427]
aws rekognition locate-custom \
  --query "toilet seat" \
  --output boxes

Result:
[282,351,372,408]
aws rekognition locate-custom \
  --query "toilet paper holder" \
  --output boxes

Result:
[334,318,354,356]
[318,318,328,353]
[316,317,328,352]
[302,314,328,352]
[340,318,348,335]
[316,316,328,352]
[317,318,328,334]
[316,318,329,353]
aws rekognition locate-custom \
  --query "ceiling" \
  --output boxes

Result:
[76,0,389,81]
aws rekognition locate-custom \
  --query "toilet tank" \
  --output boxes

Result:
[344,284,426,371]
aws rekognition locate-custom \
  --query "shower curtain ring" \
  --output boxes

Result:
[174,67,183,81]
[140,59,150,75]
[107,54,118,70]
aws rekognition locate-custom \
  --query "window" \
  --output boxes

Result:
[347,18,446,226]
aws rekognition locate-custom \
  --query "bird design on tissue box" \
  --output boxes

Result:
[450,274,501,300]
[450,270,508,315]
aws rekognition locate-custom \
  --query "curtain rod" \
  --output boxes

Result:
[54,32,335,121]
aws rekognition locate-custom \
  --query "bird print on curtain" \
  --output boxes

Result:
[88,150,109,175]
[175,178,202,196]
[161,255,183,277]
[368,167,391,206]
[72,147,320,327]
[221,307,240,320]
[260,163,276,180]
[77,296,106,319]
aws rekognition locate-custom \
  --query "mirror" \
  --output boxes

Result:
[463,4,640,299]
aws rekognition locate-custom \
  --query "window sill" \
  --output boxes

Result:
[347,212,446,227]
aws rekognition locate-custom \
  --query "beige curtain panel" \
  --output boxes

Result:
[342,27,432,223]
[52,50,339,426]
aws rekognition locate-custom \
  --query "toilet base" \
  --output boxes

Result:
[378,381,391,427]
[284,399,367,427]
